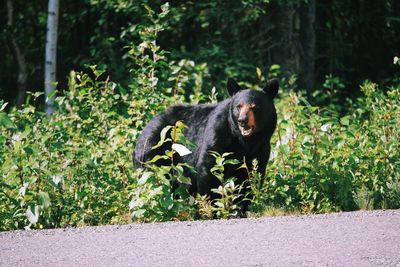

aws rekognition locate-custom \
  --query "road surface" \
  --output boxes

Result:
[1,210,400,266]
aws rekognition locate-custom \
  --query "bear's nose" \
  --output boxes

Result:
[238,117,248,126]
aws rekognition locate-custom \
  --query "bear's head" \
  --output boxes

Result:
[227,78,279,138]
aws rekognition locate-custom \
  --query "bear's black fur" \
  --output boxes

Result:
[134,78,279,210]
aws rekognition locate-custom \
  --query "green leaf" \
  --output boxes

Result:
[46,90,57,101]
[38,191,51,208]
[19,183,29,197]
[256,67,262,79]
[221,152,233,158]
[216,157,224,166]
[131,209,146,219]
[0,102,8,111]
[270,64,280,71]
[161,196,174,210]
[26,206,40,225]
[177,175,191,185]
[160,2,170,15]
[340,116,350,126]
[224,159,240,165]
[0,112,16,129]
[32,92,45,98]
[152,125,172,149]
[138,172,152,185]
[148,154,169,163]
[143,4,155,16]
[237,161,248,169]
[24,146,36,155]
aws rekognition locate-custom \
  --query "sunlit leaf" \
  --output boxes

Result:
[0,112,16,129]
[38,191,51,208]
[148,154,169,163]
[172,143,192,156]
[0,102,8,111]
[152,125,172,149]
[177,175,191,185]
[138,172,152,185]
[26,206,40,225]
[340,116,350,126]
[224,159,240,165]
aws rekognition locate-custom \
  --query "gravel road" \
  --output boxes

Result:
[1,210,399,266]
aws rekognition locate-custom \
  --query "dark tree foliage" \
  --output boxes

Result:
[0,0,399,107]
[0,0,47,105]
[316,1,399,88]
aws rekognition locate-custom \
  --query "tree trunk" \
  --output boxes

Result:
[6,0,28,108]
[270,2,300,79]
[45,0,60,117]
[299,0,316,92]
[270,1,315,92]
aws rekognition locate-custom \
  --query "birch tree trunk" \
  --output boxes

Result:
[44,0,60,117]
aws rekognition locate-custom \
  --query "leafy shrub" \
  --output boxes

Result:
[208,152,243,218]
[0,70,139,230]
[0,3,207,230]
[129,121,195,222]
[263,79,400,213]
[1,4,399,230]
[2,66,399,230]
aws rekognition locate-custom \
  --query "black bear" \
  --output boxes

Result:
[134,78,279,210]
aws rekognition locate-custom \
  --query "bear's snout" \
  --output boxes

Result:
[238,116,248,127]
[237,103,256,137]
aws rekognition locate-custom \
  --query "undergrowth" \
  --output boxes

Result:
[0,4,399,230]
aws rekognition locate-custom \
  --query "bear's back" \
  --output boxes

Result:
[134,101,225,167]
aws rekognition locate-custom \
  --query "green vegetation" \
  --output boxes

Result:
[1,3,399,231]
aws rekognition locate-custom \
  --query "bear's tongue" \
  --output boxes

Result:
[239,125,254,137]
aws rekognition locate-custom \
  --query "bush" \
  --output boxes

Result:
[264,79,400,213]
[1,67,399,230]
[0,3,202,230]
[0,4,399,230]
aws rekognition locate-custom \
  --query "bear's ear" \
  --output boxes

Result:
[227,78,242,96]
[262,79,279,99]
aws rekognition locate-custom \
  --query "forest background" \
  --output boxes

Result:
[2,0,399,105]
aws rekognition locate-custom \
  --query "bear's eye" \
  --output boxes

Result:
[236,104,242,110]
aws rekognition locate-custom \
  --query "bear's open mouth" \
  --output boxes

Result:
[239,125,255,137]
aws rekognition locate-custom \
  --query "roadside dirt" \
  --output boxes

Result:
[1,210,400,266]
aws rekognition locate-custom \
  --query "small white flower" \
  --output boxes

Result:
[270,150,278,160]
[278,127,293,145]
[52,175,63,185]
[129,198,145,210]
[278,137,287,146]
[293,95,300,105]
[12,133,21,143]
[150,77,158,87]
[108,128,116,139]
[284,114,291,120]
[321,124,331,132]
[19,183,29,197]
